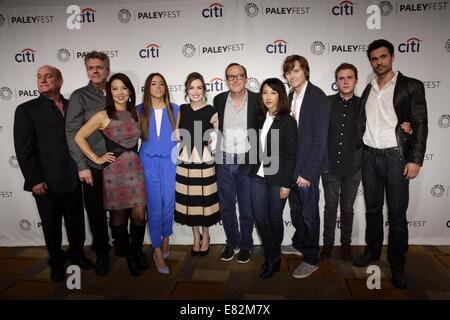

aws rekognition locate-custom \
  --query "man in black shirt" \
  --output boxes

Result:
[320,63,361,262]
[320,63,412,263]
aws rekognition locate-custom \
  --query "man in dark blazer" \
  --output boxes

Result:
[353,39,428,289]
[280,55,331,279]
[213,63,259,263]
[14,65,93,282]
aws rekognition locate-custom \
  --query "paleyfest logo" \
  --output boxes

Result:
[438,114,450,128]
[0,87,13,100]
[182,43,196,57]
[246,77,260,92]
[57,48,71,62]
[431,184,445,198]
[311,41,325,55]
[378,0,393,16]
[118,9,131,23]
[245,2,259,17]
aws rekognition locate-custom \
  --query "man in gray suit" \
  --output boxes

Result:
[66,51,111,275]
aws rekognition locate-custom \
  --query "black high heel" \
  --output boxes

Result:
[191,234,202,256]
[200,236,210,257]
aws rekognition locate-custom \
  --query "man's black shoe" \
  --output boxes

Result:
[70,256,95,270]
[353,251,377,267]
[94,256,109,275]
[237,249,251,264]
[50,266,66,282]
[392,271,407,289]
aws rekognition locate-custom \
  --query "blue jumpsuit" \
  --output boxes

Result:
[138,103,179,249]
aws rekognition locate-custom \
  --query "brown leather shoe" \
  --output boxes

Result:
[319,245,333,260]
[341,245,353,262]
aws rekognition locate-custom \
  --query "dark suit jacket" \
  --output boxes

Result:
[14,94,78,194]
[356,71,428,165]
[249,113,298,188]
[213,89,260,170]
[289,82,331,182]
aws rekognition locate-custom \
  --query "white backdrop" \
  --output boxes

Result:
[1,0,449,247]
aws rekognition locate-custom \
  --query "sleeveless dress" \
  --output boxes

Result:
[102,110,147,210]
[174,104,220,227]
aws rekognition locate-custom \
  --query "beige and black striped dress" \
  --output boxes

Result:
[174,104,220,227]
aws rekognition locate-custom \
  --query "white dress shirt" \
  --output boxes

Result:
[291,81,308,126]
[257,112,275,177]
[363,72,399,149]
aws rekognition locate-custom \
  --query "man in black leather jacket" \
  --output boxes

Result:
[353,39,428,289]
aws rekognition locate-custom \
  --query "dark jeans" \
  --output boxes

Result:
[251,176,286,263]
[34,182,85,268]
[288,176,320,265]
[322,170,361,246]
[82,167,110,257]
[216,154,254,250]
[362,146,409,273]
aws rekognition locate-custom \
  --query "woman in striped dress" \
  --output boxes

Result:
[174,72,220,256]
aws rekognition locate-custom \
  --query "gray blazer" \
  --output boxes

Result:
[66,82,107,171]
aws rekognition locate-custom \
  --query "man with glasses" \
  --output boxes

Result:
[213,63,259,263]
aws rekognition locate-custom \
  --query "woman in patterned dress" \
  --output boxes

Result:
[174,72,220,256]
[75,73,148,277]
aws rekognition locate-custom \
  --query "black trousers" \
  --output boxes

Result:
[34,182,85,268]
[321,170,361,246]
[82,166,110,256]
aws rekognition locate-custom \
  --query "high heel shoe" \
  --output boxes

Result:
[191,235,202,256]
[153,254,170,274]
[260,260,281,279]
[199,236,210,257]
[163,251,170,260]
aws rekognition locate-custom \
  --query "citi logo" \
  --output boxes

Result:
[332,0,354,15]
[205,77,224,92]
[266,39,288,54]
[202,3,223,18]
[398,38,421,53]
[139,43,160,58]
[76,8,96,23]
[15,48,36,63]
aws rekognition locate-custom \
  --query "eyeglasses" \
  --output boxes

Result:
[226,74,245,81]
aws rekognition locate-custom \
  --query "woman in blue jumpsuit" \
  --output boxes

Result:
[138,73,179,274]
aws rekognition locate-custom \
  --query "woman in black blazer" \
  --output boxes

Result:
[250,78,298,279]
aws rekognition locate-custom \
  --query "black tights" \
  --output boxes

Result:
[110,206,146,227]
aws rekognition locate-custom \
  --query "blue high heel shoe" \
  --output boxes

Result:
[153,254,170,274]
[162,251,170,260]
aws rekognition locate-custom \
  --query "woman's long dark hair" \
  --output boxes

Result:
[258,78,290,121]
[105,73,138,121]
[140,73,176,140]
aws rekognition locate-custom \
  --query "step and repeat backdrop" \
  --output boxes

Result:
[0,0,449,246]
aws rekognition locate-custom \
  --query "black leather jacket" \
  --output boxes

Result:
[356,72,428,165]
